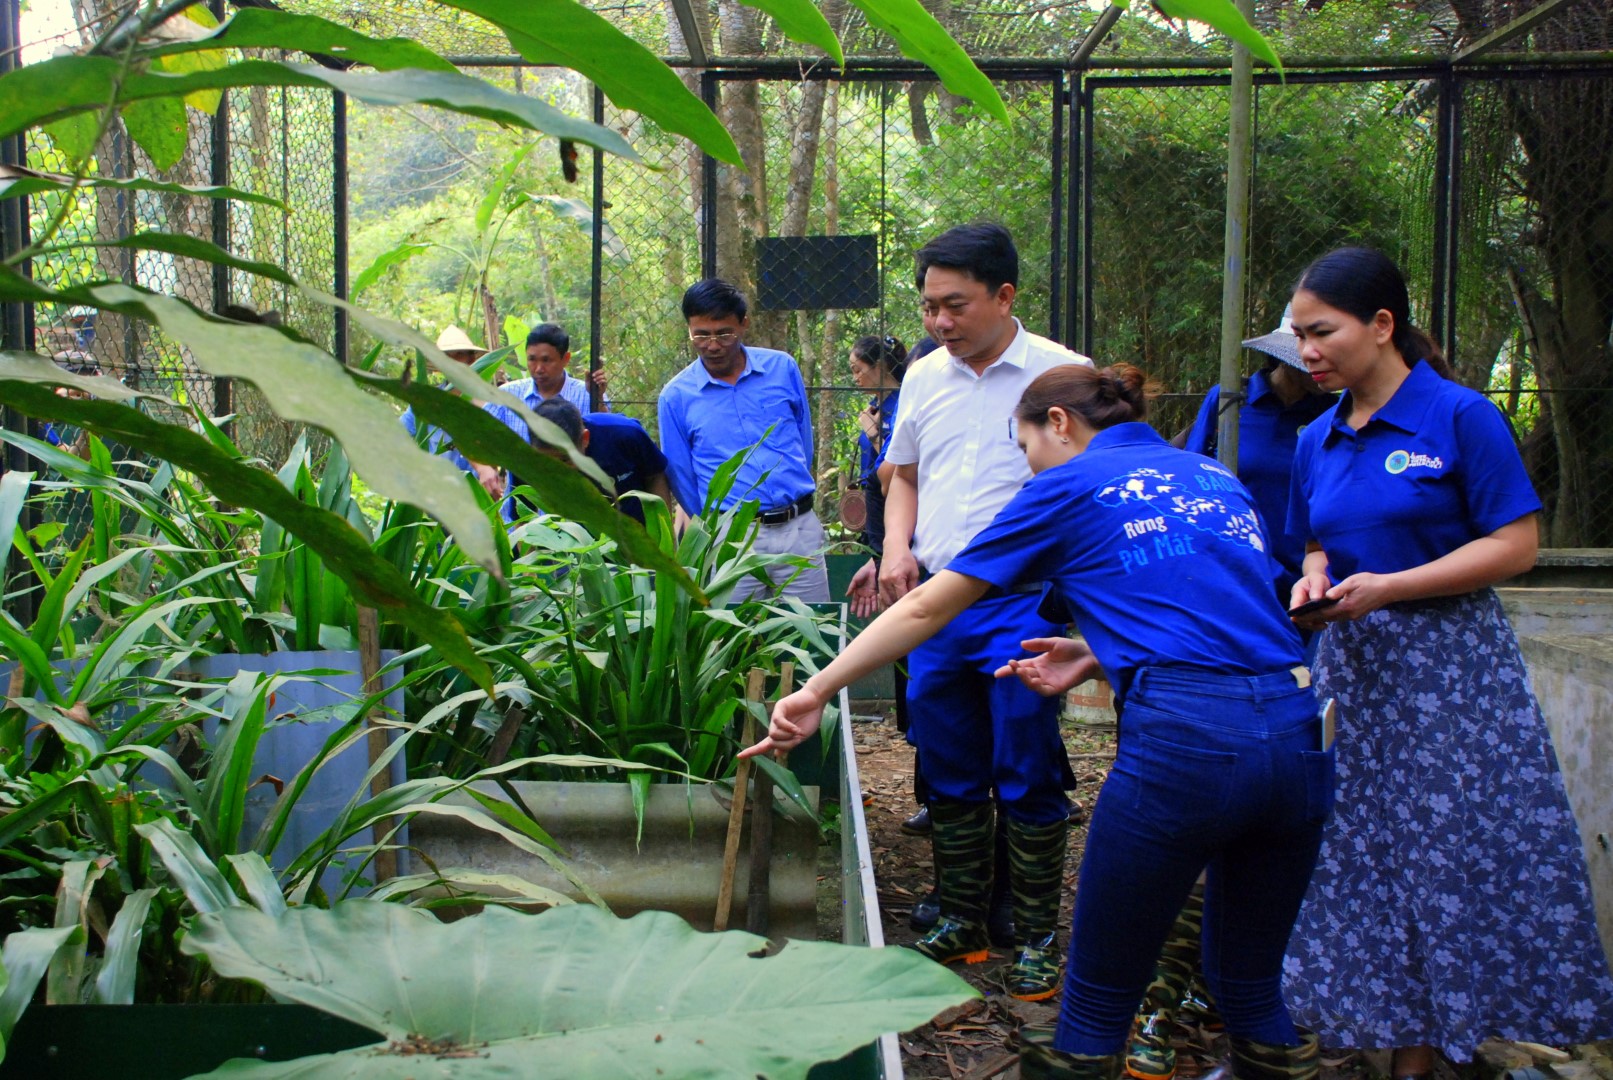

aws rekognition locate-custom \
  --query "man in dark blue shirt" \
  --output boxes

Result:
[514,398,672,524]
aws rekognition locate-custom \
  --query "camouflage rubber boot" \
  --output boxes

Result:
[1228,1031,1320,1080]
[1019,1024,1124,1080]
[1005,815,1068,1001]
[1126,881,1206,1080]
[908,799,994,966]
[1180,972,1224,1033]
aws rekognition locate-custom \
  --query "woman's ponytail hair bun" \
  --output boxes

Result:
[1017,362,1158,431]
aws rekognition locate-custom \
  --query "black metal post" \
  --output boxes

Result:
[1049,72,1064,343]
[1081,81,1095,359]
[1,0,38,625]
[1443,79,1463,367]
[210,0,233,425]
[700,72,719,281]
[333,90,349,363]
[1065,74,1082,353]
[589,84,605,412]
[1429,71,1455,352]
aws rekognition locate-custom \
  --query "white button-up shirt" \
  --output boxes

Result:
[885,320,1092,573]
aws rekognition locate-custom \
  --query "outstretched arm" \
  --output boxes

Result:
[740,570,990,758]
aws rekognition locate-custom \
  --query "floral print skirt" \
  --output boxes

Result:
[1282,590,1613,1059]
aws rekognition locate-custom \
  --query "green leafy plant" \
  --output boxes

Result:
[178,900,976,1079]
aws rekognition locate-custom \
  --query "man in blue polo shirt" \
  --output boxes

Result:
[514,398,672,524]
[657,278,829,602]
[503,323,610,415]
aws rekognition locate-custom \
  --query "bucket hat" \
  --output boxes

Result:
[1241,304,1304,370]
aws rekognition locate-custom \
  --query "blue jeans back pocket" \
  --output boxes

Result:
[1131,730,1238,841]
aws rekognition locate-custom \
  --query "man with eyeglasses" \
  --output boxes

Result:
[657,278,830,602]
[880,223,1090,1002]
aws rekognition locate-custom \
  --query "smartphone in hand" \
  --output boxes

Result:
[1289,595,1341,620]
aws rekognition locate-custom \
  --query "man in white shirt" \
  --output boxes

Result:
[881,223,1092,1001]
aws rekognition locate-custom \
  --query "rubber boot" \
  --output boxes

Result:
[1019,1025,1124,1080]
[908,799,993,965]
[1181,972,1225,1033]
[1005,815,1068,1001]
[987,802,1016,946]
[1228,1031,1320,1080]
[909,826,941,932]
[1126,881,1206,1080]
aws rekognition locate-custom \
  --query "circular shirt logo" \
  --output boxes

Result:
[1384,450,1411,474]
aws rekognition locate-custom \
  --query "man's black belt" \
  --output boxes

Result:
[757,493,814,526]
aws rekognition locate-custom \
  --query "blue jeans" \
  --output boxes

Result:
[1055,667,1332,1054]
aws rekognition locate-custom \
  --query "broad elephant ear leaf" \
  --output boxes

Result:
[0,372,493,691]
[180,902,976,1079]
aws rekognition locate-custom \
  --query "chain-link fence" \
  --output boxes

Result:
[7,25,1613,555]
[2,37,338,582]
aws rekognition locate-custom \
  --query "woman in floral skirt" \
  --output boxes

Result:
[1283,246,1613,1077]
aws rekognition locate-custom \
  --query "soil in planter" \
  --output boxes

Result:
[850,711,1445,1080]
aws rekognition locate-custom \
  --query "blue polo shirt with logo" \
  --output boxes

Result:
[1287,360,1541,580]
[1184,369,1337,597]
[947,422,1303,704]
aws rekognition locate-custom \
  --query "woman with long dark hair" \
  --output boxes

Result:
[745,364,1331,1080]
[1282,246,1613,1074]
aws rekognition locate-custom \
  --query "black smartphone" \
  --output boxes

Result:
[1288,595,1341,619]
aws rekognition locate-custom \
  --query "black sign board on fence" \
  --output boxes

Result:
[755,235,878,311]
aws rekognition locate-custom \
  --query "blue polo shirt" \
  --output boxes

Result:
[509,412,667,524]
[1287,360,1541,580]
[1184,369,1337,595]
[657,346,815,514]
[580,412,667,523]
[400,398,528,474]
[948,422,1303,705]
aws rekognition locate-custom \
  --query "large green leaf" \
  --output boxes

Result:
[349,240,429,301]
[0,374,492,689]
[1121,0,1282,70]
[0,470,30,563]
[14,286,502,572]
[0,926,83,1048]
[436,0,741,166]
[142,8,458,73]
[368,378,701,597]
[134,819,240,914]
[91,888,158,1006]
[121,94,189,171]
[182,902,975,1079]
[529,194,628,260]
[0,57,639,162]
[843,0,1007,123]
[734,0,843,63]
[0,164,285,208]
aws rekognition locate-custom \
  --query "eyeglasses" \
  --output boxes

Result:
[1007,416,1021,444]
[689,330,740,345]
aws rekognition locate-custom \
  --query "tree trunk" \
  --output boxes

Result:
[714,0,767,316]
[815,82,845,501]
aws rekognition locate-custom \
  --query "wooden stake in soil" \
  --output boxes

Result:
[358,606,397,882]
[715,668,767,932]
[745,662,794,936]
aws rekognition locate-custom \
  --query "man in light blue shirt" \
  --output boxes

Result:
[502,323,608,415]
[657,278,829,602]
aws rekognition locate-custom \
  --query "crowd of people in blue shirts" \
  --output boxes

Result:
[394,225,1613,1080]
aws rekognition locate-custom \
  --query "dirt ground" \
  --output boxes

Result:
[847,709,1489,1080]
